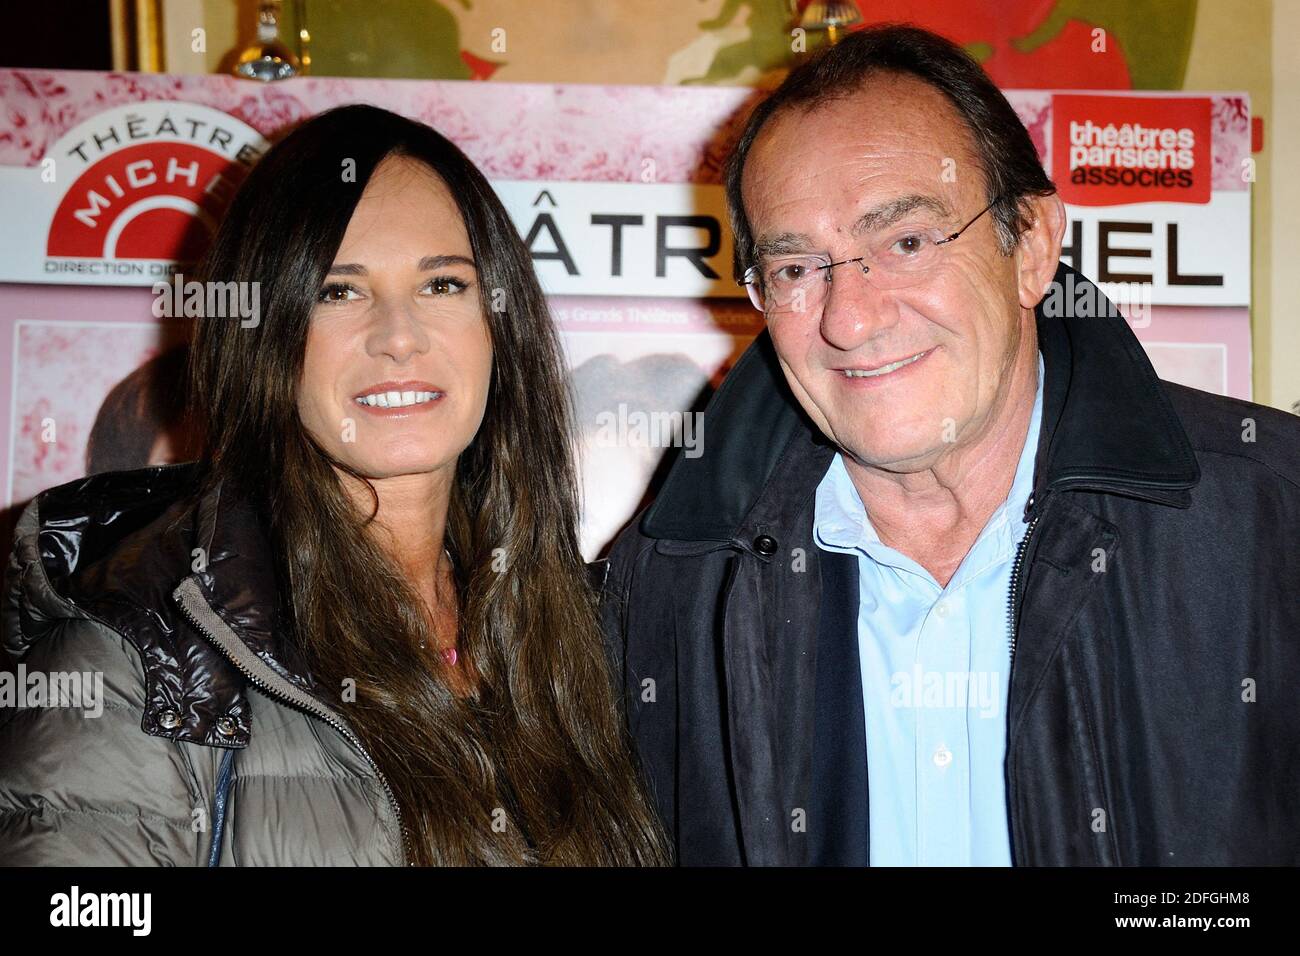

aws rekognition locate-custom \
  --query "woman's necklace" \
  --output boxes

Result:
[426,547,458,666]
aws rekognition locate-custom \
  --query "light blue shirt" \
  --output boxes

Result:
[812,352,1044,866]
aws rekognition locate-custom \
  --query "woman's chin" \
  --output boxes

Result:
[335,453,457,484]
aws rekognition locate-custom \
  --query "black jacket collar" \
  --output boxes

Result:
[17,462,309,747]
[641,263,1200,543]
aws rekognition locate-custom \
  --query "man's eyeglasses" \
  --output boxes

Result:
[739,196,1002,315]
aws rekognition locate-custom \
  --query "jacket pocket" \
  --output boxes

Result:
[1061,636,1122,865]
[653,538,738,557]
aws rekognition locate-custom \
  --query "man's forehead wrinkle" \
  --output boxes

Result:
[742,83,977,262]
[851,194,953,235]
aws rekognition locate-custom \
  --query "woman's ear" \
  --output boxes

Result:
[1015,193,1067,310]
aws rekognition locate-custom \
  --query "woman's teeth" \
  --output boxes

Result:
[842,350,927,378]
[355,390,442,408]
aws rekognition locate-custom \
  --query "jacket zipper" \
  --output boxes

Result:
[1003,490,1042,868]
[1006,491,1040,669]
[173,581,412,865]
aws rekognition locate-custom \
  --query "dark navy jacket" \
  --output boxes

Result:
[597,264,1300,866]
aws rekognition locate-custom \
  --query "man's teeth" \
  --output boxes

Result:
[355,390,442,408]
[842,351,927,378]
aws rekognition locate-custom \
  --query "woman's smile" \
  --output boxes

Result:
[352,379,446,416]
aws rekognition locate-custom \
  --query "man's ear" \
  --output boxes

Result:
[1015,193,1067,310]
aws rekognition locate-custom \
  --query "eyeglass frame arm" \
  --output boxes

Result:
[737,194,1005,289]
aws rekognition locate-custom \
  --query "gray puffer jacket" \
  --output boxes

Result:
[0,464,407,865]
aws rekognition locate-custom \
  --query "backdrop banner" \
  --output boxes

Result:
[0,70,1252,557]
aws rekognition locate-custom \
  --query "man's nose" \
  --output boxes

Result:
[818,263,900,350]
[366,301,431,363]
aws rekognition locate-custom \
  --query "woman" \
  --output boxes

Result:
[0,105,668,866]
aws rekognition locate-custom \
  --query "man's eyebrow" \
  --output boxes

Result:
[752,232,816,260]
[326,254,476,276]
[852,194,953,234]
[750,195,955,260]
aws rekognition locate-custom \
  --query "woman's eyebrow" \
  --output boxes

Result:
[417,254,476,270]
[325,254,476,276]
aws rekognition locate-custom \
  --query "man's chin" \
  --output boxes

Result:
[837,432,949,474]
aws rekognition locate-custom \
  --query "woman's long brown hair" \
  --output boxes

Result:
[189,105,669,865]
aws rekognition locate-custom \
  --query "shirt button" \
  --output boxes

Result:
[933,745,952,768]
[934,601,950,618]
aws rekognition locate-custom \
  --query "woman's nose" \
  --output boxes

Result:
[366,301,431,363]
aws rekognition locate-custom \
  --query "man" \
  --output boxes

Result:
[597,25,1300,865]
